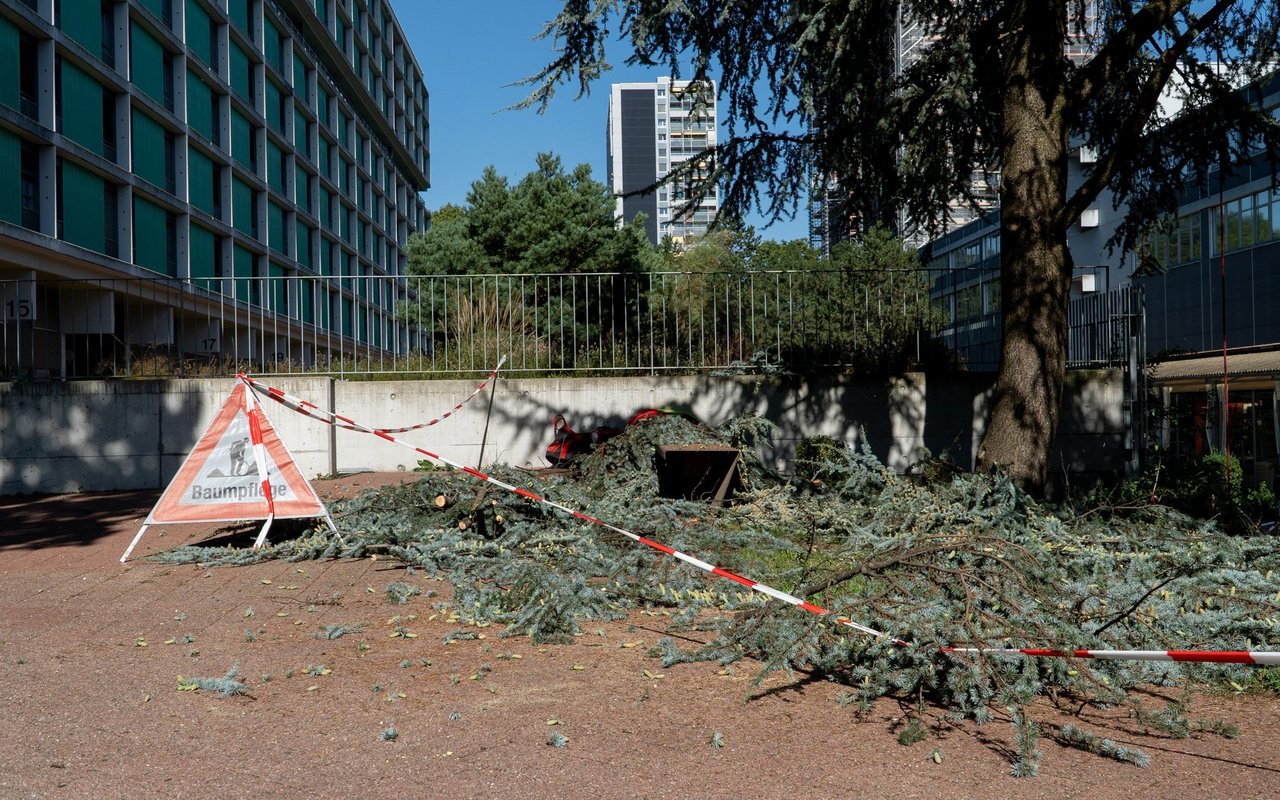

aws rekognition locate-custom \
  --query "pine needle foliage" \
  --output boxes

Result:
[316,622,365,640]
[1056,724,1150,768]
[177,663,248,698]
[151,418,1280,770]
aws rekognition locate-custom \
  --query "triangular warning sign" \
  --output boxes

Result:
[121,381,334,561]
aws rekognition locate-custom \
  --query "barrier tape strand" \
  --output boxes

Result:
[259,357,505,435]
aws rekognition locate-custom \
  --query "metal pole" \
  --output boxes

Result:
[476,369,498,469]
[1218,159,1230,495]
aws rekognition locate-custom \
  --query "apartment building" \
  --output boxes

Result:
[606,76,719,247]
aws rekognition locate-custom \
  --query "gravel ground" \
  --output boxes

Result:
[2,474,1278,800]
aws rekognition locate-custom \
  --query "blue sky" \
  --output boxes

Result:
[395,2,810,242]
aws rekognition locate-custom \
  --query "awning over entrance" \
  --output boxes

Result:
[1152,350,1280,386]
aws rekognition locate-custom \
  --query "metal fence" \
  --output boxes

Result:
[0,270,1141,380]
[1066,285,1146,369]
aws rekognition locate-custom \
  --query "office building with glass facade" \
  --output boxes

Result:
[924,71,1280,492]
[0,0,429,377]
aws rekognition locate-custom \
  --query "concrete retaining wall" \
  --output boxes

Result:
[0,371,1126,495]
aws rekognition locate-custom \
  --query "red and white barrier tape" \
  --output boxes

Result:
[944,647,1280,666]
[242,375,1280,668]
[242,379,277,548]
[241,357,505,435]
[243,382,276,518]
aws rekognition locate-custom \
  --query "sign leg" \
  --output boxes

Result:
[121,524,150,563]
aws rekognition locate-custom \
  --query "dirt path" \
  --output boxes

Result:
[2,475,1278,799]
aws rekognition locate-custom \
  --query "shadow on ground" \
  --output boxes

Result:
[0,489,158,551]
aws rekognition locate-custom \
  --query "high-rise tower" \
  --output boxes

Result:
[607,76,718,247]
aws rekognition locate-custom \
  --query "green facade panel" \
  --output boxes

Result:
[131,108,168,188]
[268,260,286,312]
[228,0,250,33]
[0,128,21,225]
[231,108,254,169]
[233,243,255,303]
[265,80,283,133]
[295,163,309,211]
[60,0,103,55]
[263,17,282,73]
[267,199,285,254]
[232,177,255,236]
[130,21,167,106]
[294,105,308,155]
[186,69,216,141]
[299,278,314,323]
[267,141,284,191]
[293,53,307,100]
[59,159,107,253]
[139,0,172,24]
[295,219,311,268]
[188,147,218,217]
[0,16,18,111]
[189,222,217,280]
[59,59,106,156]
[185,0,215,68]
[133,195,171,275]
[230,41,252,103]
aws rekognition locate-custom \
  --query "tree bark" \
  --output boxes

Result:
[975,2,1072,494]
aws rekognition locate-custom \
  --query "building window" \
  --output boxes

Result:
[101,1,115,67]
[230,41,254,103]
[19,32,38,119]
[166,211,177,273]
[104,182,117,258]
[162,52,175,110]
[20,140,40,231]
[164,131,176,193]
[102,88,117,162]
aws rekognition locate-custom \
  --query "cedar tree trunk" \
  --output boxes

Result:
[975,3,1073,494]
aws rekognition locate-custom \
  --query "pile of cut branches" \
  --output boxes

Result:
[154,415,1280,773]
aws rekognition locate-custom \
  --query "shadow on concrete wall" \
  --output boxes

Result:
[484,373,952,474]
[0,380,206,496]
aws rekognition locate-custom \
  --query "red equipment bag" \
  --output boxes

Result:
[545,415,625,466]
[544,409,682,466]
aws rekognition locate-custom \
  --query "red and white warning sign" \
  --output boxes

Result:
[121,380,334,561]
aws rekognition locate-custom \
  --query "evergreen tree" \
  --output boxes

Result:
[519,0,1280,493]
[406,155,661,368]
[405,203,487,275]
[407,153,660,276]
